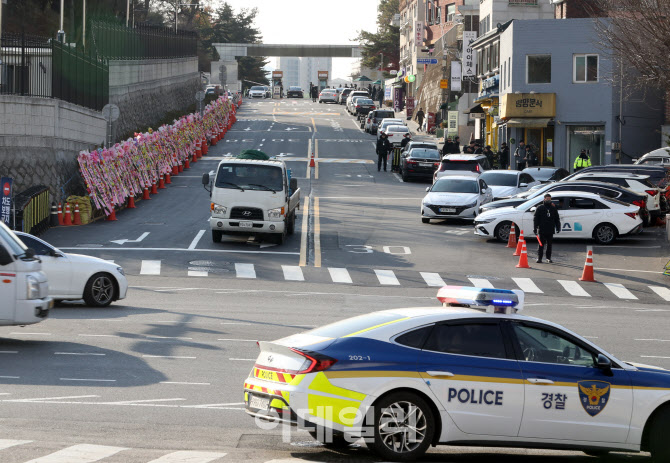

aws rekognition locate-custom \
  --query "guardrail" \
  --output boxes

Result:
[14,186,50,235]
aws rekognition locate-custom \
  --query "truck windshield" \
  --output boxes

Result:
[0,222,28,257]
[215,164,284,192]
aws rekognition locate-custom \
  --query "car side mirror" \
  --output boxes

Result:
[596,354,613,375]
[529,206,537,212]
[202,173,211,193]
[425,187,430,192]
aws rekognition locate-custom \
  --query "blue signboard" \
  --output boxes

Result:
[417,58,438,64]
[1,177,13,227]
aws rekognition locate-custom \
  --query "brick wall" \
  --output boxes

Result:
[425,0,467,44]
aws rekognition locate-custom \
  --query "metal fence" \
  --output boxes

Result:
[91,21,198,60]
[14,186,50,235]
[1,32,109,111]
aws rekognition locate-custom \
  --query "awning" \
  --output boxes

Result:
[474,93,498,104]
[505,117,552,128]
[464,103,484,114]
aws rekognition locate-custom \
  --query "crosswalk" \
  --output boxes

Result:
[127,259,670,303]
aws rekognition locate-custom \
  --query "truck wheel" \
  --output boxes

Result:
[275,222,287,245]
[212,230,222,243]
[287,213,296,235]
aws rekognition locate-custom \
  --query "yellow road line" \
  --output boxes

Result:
[315,139,319,180]
[314,197,321,268]
[299,196,310,267]
[311,118,317,132]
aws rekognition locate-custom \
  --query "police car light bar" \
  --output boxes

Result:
[436,286,525,314]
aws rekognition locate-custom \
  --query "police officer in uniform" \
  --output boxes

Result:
[533,193,561,263]
[376,132,391,171]
[574,149,592,171]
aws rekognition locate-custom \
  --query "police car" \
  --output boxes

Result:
[474,191,643,244]
[244,287,670,461]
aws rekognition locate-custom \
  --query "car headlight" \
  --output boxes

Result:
[464,201,478,209]
[476,218,495,224]
[268,207,284,220]
[212,203,227,215]
[116,266,125,276]
[26,275,40,300]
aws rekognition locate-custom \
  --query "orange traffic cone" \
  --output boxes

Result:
[57,203,64,225]
[158,176,166,189]
[128,193,136,208]
[142,187,151,200]
[506,223,517,248]
[211,133,218,146]
[579,249,596,282]
[516,240,531,268]
[514,230,525,257]
[165,173,171,184]
[185,158,190,169]
[106,209,117,221]
[196,140,202,158]
[172,165,179,175]
[178,163,184,172]
[151,183,158,194]
[309,150,315,168]
[192,151,198,163]
[63,203,72,226]
[73,203,81,225]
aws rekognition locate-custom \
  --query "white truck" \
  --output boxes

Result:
[0,222,52,325]
[202,159,300,245]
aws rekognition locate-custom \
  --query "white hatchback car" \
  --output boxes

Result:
[377,119,405,139]
[478,171,541,200]
[473,191,643,244]
[15,232,128,307]
[385,125,410,146]
[422,175,493,223]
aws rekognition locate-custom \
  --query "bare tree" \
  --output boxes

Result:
[588,0,670,92]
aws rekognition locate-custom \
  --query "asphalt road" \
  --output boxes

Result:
[1,97,669,463]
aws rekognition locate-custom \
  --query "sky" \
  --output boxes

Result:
[212,0,379,80]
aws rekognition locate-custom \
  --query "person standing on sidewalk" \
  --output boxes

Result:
[574,149,592,171]
[376,132,391,172]
[311,86,318,102]
[498,142,510,169]
[533,193,561,264]
[415,108,425,132]
[514,140,527,170]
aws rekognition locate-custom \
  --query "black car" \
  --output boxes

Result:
[522,167,569,183]
[480,179,650,224]
[400,148,441,182]
[354,98,376,116]
[339,88,354,104]
[286,86,303,98]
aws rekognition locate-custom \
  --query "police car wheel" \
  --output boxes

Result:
[368,392,434,461]
[593,223,617,245]
[649,408,670,463]
[308,429,350,448]
[83,273,116,307]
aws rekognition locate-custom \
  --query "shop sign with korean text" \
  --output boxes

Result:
[461,31,477,79]
[415,21,424,44]
[448,111,459,138]
[406,97,416,118]
[500,93,556,118]
[451,61,462,92]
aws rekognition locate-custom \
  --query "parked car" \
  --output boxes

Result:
[634,148,670,166]
[522,166,569,183]
[286,86,303,98]
[365,109,396,134]
[15,232,128,307]
[479,180,650,225]
[474,191,643,244]
[338,88,354,104]
[248,86,267,98]
[563,164,669,189]
[385,125,410,146]
[353,98,376,116]
[377,118,405,139]
[347,95,369,114]
[346,91,370,113]
[478,171,541,200]
[400,148,441,182]
[422,175,493,223]
[401,140,438,154]
[318,89,338,103]
[567,172,663,220]
[434,154,491,181]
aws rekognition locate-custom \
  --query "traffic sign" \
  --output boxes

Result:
[440,79,449,89]
[417,58,438,64]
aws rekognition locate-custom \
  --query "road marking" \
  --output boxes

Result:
[217,338,258,342]
[299,196,310,267]
[635,339,670,342]
[101,398,186,405]
[0,376,19,379]
[78,334,118,338]
[328,268,352,284]
[314,197,321,268]
[420,272,446,287]
[140,260,161,275]
[375,269,400,285]
[282,265,305,281]
[188,270,209,277]
[641,355,670,359]
[311,117,317,132]
[0,351,18,354]
[393,172,404,182]
[54,352,106,356]
[235,263,256,278]
[142,355,197,359]
[23,444,128,463]
[12,395,100,402]
[512,278,543,294]
[597,268,663,273]
[0,440,32,451]
[603,282,638,299]
[60,378,116,382]
[146,451,228,463]
[649,286,670,301]
[468,278,494,288]
[315,138,319,179]
[558,280,591,297]
[160,382,211,385]
[188,230,206,250]
[60,247,300,256]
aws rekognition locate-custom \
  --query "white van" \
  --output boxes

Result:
[0,222,52,325]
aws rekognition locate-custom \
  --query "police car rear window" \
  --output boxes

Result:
[306,313,408,339]
[394,325,434,348]
[423,323,508,359]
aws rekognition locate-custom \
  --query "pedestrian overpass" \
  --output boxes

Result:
[211,43,362,89]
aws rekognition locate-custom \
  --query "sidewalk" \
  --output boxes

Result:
[395,109,444,152]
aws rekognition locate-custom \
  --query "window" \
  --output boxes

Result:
[574,54,599,82]
[423,323,508,359]
[447,3,456,22]
[527,55,551,84]
[485,46,491,73]
[17,235,53,256]
[395,325,433,348]
[512,323,597,367]
[568,198,605,210]
[436,6,441,24]
[426,3,431,22]
[492,42,499,71]
[508,57,511,86]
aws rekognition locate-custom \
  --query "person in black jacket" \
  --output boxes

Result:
[400,133,411,150]
[533,194,561,263]
[498,142,510,170]
[376,132,391,171]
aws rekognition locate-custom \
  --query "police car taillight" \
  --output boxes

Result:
[290,348,337,374]
[436,286,524,314]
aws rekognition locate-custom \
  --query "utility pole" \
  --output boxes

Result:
[82,0,86,47]
[126,0,130,27]
[57,0,65,42]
